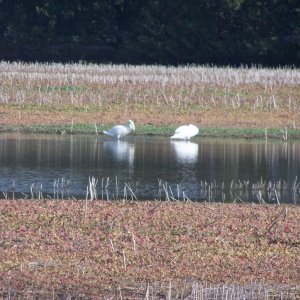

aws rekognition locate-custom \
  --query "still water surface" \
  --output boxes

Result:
[0,133,299,204]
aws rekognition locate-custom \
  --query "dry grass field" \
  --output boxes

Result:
[0,62,299,132]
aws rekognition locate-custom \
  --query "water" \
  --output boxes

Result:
[0,133,299,204]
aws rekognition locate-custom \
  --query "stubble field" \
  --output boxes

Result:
[0,62,300,134]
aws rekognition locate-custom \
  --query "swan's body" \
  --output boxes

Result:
[170,124,199,140]
[103,120,135,139]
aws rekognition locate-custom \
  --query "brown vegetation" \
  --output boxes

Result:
[0,200,300,298]
[0,63,300,130]
[0,100,298,130]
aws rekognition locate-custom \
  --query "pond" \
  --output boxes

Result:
[0,133,299,204]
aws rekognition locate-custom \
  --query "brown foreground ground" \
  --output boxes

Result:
[0,200,300,299]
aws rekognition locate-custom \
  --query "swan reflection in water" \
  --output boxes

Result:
[103,140,135,166]
[170,141,199,201]
[171,141,198,163]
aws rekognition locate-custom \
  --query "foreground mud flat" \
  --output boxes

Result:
[0,200,299,298]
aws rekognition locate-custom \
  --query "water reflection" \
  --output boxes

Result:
[171,141,198,163]
[0,133,300,204]
[103,140,135,166]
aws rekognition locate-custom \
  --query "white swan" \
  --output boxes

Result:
[103,120,135,139]
[170,124,199,140]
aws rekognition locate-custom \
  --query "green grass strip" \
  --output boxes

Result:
[0,124,299,139]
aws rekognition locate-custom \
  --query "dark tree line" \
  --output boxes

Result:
[0,0,299,66]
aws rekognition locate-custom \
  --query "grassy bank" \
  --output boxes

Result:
[1,123,300,140]
[0,200,300,298]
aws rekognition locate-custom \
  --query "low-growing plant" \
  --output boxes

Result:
[0,200,300,298]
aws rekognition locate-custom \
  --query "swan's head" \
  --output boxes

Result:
[127,120,135,131]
